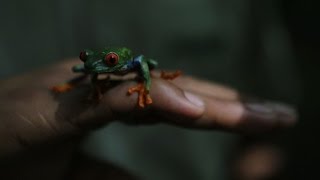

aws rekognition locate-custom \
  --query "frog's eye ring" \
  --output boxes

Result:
[105,52,119,66]
[79,51,88,62]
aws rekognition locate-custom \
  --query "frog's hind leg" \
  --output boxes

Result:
[127,82,152,108]
[147,59,158,70]
[160,70,182,80]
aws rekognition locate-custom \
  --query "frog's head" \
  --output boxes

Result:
[79,47,133,74]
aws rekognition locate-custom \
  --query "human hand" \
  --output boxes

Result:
[0,59,297,178]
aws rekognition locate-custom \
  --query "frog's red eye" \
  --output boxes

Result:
[105,52,119,66]
[79,51,88,62]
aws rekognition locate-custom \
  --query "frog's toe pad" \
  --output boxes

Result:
[51,83,73,93]
[128,83,152,108]
[160,70,182,80]
[145,94,153,105]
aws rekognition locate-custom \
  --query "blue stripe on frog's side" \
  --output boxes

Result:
[127,55,143,70]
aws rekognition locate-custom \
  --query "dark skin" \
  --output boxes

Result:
[0,59,297,179]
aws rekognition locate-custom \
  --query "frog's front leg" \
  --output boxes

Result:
[127,55,153,108]
[51,65,88,93]
[90,73,104,100]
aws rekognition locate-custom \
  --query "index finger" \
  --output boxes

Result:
[78,77,297,133]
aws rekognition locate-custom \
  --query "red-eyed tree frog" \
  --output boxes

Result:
[52,47,181,108]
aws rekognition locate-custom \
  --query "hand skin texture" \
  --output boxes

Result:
[0,59,297,179]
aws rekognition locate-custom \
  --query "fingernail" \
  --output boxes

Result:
[265,102,298,125]
[245,101,298,126]
[245,103,276,120]
[184,91,205,108]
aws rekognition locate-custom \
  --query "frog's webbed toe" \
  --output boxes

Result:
[51,74,88,93]
[127,83,152,108]
[51,83,74,93]
[160,70,182,80]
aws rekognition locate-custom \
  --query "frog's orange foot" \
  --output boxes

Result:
[51,83,74,93]
[160,70,182,80]
[127,83,152,108]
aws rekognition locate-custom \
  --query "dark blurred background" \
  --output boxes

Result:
[0,0,319,179]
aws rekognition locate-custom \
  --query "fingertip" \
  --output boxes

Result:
[239,101,298,132]
[189,95,298,132]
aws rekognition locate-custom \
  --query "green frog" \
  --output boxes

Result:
[52,47,180,107]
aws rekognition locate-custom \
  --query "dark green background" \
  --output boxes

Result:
[0,0,318,179]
